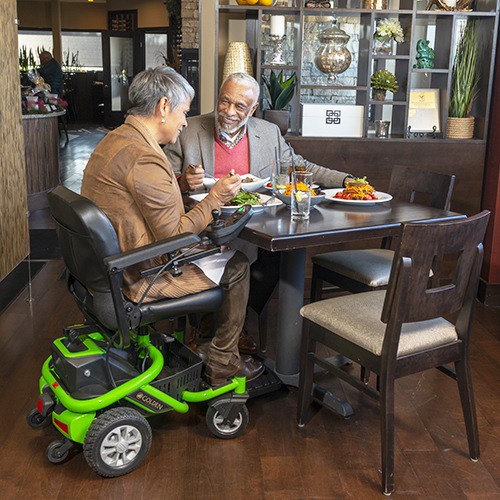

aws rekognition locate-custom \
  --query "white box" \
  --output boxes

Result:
[301,104,364,138]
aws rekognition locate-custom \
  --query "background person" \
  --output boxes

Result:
[38,51,63,95]
[81,66,264,386]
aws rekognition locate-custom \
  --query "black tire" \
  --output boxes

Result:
[47,440,69,464]
[206,400,249,439]
[83,407,152,478]
[27,408,51,429]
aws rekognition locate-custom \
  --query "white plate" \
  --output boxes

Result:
[190,192,283,213]
[202,177,217,189]
[240,174,270,192]
[323,188,393,205]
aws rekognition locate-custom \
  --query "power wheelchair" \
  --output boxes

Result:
[27,186,253,477]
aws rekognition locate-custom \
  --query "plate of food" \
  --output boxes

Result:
[275,182,326,207]
[190,190,282,213]
[240,174,270,192]
[323,177,392,205]
[264,181,319,191]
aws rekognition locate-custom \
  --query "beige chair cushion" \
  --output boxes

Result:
[312,249,395,287]
[300,291,458,357]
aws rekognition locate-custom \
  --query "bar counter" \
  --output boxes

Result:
[22,111,65,211]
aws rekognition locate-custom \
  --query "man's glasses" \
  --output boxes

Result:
[218,98,253,113]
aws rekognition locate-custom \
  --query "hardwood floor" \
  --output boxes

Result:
[0,259,499,498]
[3,126,498,498]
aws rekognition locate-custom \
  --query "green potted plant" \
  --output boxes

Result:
[370,69,398,101]
[262,70,297,135]
[447,20,480,139]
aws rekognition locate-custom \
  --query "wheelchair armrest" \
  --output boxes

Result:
[104,232,200,273]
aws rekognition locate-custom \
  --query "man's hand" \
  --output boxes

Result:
[209,170,241,205]
[181,164,205,191]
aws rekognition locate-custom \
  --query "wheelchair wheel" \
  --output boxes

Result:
[83,407,152,477]
[47,440,69,464]
[206,399,249,439]
[27,408,51,429]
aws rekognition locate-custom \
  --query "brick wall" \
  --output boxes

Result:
[181,0,199,49]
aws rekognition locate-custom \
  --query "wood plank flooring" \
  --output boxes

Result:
[0,259,499,499]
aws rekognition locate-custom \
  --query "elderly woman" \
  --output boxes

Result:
[81,66,263,386]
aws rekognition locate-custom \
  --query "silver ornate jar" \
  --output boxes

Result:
[314,20,352,79]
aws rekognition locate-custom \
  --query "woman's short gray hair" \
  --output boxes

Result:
[220,72,260,105]
[127,66,195,117]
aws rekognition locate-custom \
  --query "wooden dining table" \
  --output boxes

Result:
[237,197,464,414]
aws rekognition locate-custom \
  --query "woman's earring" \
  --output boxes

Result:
[161,118,165,124]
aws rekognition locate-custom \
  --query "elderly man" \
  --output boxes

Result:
[166,72,351,192]
[39,51,63,95]
[164,72,352,354]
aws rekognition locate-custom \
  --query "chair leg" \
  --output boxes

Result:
[360,366,371,384]
[380,374,395,495]
[297,323,316,427]
[455,358,480,460]
[310,264,323,302]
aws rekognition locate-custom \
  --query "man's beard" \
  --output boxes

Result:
[217,112,250,135]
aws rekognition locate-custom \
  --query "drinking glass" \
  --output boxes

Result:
[272,161,289,194]
[291,171,313,219]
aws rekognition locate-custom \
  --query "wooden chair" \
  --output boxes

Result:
[310,167,456,301]
[297,211,490,495]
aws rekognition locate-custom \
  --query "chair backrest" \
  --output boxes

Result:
[47,185,121,294]
[382,211,490,327]
[389,166,455,210]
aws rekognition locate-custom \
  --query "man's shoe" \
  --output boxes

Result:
[205,356,264,387]
[238,329,258,355]
[186,338,209,362]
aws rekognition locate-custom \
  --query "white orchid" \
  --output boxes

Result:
[375,18,405,44]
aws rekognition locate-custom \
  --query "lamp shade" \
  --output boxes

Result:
[222,42,254,81]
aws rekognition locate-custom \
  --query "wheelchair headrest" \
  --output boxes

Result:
[47,186,121,293]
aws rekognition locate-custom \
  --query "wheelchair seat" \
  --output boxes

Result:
[47,186,224,340]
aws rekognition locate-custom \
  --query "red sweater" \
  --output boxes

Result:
[214,133,250,178]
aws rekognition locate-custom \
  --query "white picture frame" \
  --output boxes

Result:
[408,89,441,133]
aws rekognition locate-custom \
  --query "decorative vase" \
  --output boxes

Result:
[374,38,393,55]
[314,20,352,79]
[222,42,254,81]
[372,89,387,101]
[446,117,474,139]
[264,109,290,135]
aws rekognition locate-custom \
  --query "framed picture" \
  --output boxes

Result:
[408,89,440,133]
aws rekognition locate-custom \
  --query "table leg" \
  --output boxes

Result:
[274,248,306,385]
[272,248,354,418]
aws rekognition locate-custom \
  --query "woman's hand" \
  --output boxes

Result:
[209,170,241,205]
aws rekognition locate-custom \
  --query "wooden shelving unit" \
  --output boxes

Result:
[214,0,499,140]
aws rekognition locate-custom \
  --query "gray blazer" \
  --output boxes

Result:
[164,113,350,188]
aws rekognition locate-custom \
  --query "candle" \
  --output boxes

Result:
[270,16,285,37]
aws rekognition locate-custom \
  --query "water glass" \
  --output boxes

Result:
[272,162,289,194]
[291,171,313,219]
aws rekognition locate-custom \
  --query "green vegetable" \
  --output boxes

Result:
[228,190,261,206]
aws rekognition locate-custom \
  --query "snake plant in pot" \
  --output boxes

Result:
[262,70,297,135]
[447,20,480,139]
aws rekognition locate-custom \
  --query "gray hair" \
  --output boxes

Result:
[220,72,260,105]
[127,66,195,117]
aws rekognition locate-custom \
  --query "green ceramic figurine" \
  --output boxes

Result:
[413,39,435,69]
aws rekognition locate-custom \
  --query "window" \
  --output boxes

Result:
[18,30,53,69]
[145,33,168,69]
[61,32,103,71]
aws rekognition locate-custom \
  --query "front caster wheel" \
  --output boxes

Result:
[206,399,249,439]
[83,407,152,477]
[27,408,50,429]
[47,440,70,464]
